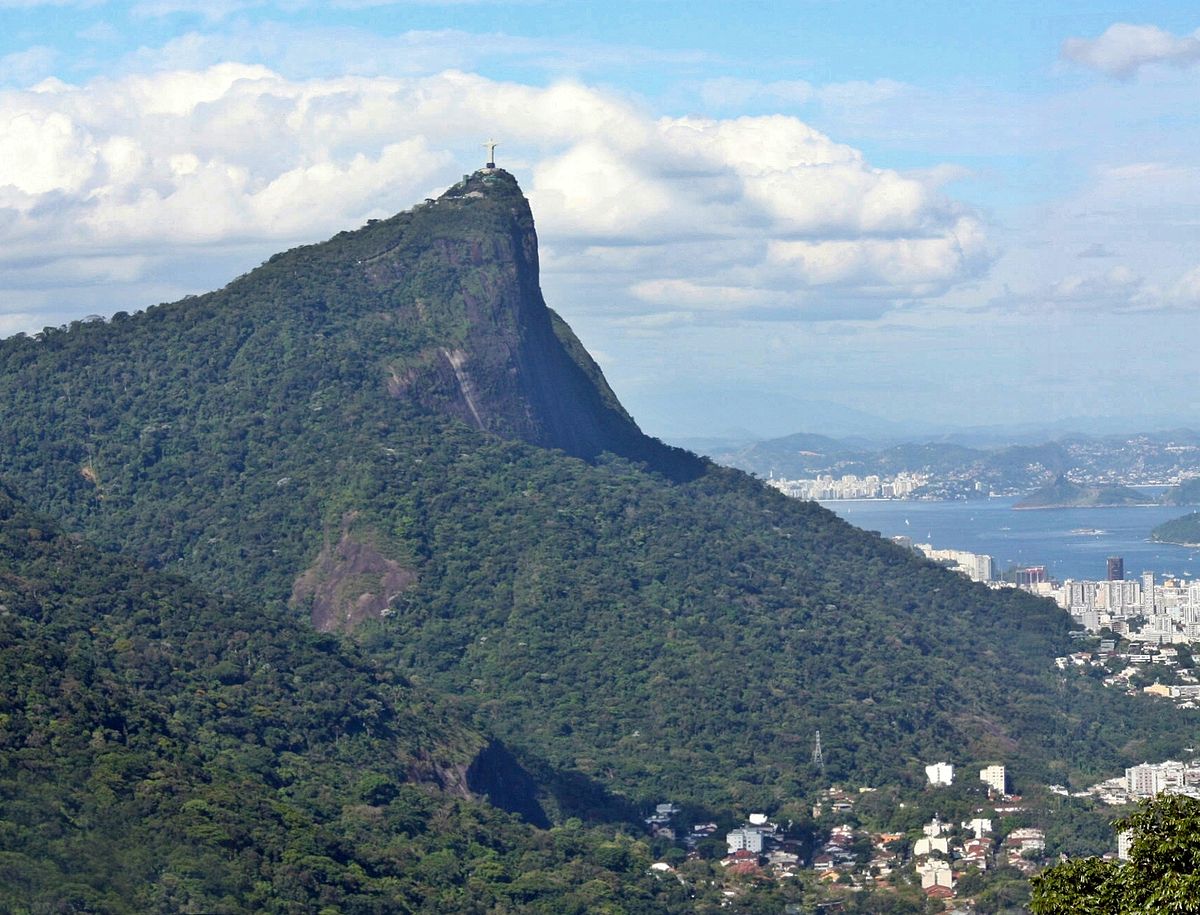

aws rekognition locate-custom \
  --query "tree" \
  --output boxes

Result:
[1030,794,1200,914]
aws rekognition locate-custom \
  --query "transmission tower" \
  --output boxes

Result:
[811,729,825,773]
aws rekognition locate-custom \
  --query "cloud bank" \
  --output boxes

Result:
[0,64,987,326]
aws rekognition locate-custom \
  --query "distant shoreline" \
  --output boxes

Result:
[1012,502,1160,511]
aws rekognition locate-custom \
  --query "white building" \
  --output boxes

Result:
[1126,761,1186,798]
[923,816,948,838]
[1117,829,1133,861]
[918,860,953,890]
[914,836,950,857]
[964,817,993,839]
[726,827,765,854]
[914,544,995,583]
[925,762,954,786]
[980,765,1007,794]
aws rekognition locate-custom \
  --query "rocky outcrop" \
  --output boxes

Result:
[365,169,705,481]
[290,515,415,632]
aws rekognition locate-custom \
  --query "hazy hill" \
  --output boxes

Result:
[1014,475,1151,510]
[0,169,1194,818]
[712,432,1200,499]
[1162,477,1200,506]
[716,435,1072,489]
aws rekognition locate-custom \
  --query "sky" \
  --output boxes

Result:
[2,1,1199,441]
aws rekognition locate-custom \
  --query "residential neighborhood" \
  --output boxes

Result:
[640,761,1063,911]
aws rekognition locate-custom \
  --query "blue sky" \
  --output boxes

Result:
[2,1,1200,439]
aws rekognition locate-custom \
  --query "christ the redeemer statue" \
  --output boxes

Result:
[484,139,498,169]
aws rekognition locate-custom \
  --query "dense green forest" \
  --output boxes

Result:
[0,484,730,913]
[1,168,1198,908]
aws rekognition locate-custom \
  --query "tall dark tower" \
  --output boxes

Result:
[1107,556,1124,581]
[811,730,825,774]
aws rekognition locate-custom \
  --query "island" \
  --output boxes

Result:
[1013,474,1152,510]
[1151,511,1200,546]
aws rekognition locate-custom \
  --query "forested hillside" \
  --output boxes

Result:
[0,483,711,913]
[1152,511,1200,546]
[0,168,1195,823]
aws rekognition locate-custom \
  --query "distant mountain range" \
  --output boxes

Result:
[709,430,1200,499]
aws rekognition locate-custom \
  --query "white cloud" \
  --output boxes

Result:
[0,46,60,85]
[629,279,771,311]
[529,113,988,317]
[1062,23,1200,78]
[1010,261,1200,314]
[1046,265,1142,304]
[0,109,97,194]
[0,64,988,329]
[1167,265,1200,306]
[121,21,714,82]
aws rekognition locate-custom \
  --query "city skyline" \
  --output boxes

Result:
[2,2,1200,438]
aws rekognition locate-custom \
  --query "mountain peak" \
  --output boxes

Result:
[355,169,702,477]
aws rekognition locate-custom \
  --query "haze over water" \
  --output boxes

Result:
[827,496,1200,582]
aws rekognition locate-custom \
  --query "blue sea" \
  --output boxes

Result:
[824,495,1200,582]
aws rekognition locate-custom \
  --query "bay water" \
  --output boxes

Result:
[825,496,1200,582]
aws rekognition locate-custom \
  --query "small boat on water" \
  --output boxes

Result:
[1071,527,1106,535]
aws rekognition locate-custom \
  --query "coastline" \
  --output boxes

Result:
[1012,502,1160,511]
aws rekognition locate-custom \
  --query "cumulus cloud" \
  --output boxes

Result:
[1062,23,1200,78]
[0,64,988,327]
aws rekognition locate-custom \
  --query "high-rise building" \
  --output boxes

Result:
[1125,761,1186,797]
[1108,556,1125,582]
[1143,572,1155,613]
[980,764,1007,794]
[1117,829,1133,861]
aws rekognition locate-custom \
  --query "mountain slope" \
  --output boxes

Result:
[0,169,1195,815]
[0,483,709,913]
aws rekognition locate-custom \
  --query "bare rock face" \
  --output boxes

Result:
[363,169,704,481]
[291,514,415,632]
